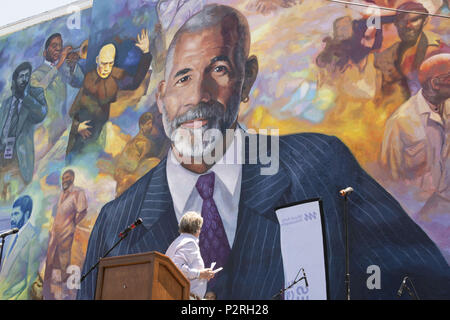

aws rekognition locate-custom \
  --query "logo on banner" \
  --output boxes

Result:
[276,199,327,300]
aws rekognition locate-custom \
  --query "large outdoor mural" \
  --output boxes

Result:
[0,0,449,300]
[0,6,93,299]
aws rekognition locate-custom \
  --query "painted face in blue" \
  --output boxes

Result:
[10,206,29,230]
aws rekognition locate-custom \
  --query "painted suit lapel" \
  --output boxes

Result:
[127,158,179,255]
[213,134,292,299]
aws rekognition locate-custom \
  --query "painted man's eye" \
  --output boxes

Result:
[214,65,228,74]
[176,75,190,85]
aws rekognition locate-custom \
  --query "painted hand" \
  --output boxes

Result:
[246,0,300,15]
[57,46,73,69]
[135,29,150,54]
[78,120,92,139]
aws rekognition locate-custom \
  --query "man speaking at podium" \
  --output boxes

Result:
[78,4,449,300]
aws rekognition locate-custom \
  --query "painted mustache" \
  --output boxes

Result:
[173,101,226,130]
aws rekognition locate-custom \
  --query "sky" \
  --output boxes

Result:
[0,0,79,28]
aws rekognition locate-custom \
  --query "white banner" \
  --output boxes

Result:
[275,199,327,300]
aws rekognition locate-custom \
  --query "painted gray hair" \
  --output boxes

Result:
[165,4,251,80]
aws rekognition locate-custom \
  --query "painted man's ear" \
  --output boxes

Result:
[430,77,440,91]
[241,55,259,102]
[156,80,166,115]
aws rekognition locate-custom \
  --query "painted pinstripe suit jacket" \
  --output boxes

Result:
[78,133,450,300]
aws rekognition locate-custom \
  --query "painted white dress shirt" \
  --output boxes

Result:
[166,128,243,249]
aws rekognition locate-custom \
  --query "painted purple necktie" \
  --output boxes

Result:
[195,172,231,288]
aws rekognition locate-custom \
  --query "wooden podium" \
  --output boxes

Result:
[95,251,190,300]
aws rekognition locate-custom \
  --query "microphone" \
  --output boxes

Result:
[0,228,19,238]
[272,266,308,299]
[339,187,354,197]
[302,268,309,287]
[80,217,144,283]
[118,218,143,238]
[397,276,408,297]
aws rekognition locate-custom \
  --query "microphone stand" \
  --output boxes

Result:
[399,277,421,300]
[80,233,129,283]
[343,192,351,300]
[404,280,420,300]
[272,268,307,300]
[407,278,420,300]
[0,237,5,270]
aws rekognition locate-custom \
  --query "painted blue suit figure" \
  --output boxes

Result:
[78,4,449,300]
[0,62,47,202]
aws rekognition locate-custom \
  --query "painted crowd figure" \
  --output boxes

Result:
[43,170,87,300]
[66,30,152,163]
[31,33,85,161]
[0,63,47,202]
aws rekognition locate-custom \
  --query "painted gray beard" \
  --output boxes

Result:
[161,101,239,158]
